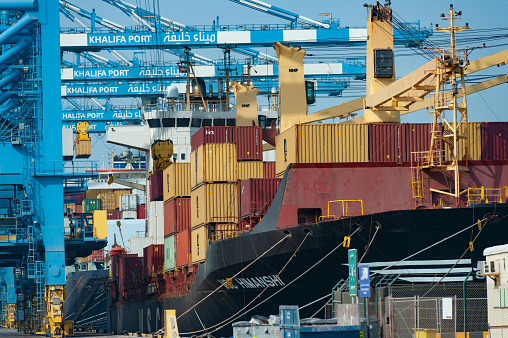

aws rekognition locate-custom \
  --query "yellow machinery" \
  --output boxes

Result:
[74,122,91,158]
[151,139,173,174]
[45,285,65,337]
[6,303,15,329]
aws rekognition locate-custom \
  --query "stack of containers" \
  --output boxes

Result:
[239,178,282,230]
[163,163,191,272]
[120,194,138,219]
[190,127,239,266]
[235,126,264,180]
[143,244,164,278]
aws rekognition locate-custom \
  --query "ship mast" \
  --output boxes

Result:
[426,4,471,204]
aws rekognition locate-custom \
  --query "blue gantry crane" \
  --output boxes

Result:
[0,1,106,335]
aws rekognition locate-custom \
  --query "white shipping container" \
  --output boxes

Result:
[62,128,74,161]
[122,210,137,219]
[120,194,137,211]
[135,190,146,205]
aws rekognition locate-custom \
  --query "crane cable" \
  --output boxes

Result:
[177,234,290,321]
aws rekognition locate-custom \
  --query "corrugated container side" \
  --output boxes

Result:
[164,200,176,237]
[107,210,122,220]
[191,143,237,187]
[175,198,191,232]
[263,161,276,178]
[191,225,208,264]
[275,125,298,176]
[240,178,282,218]
[237,161,263,180]
[98,191,116,211]
[163,163,191,202]
[215,223,239,241]
[299,124,334,163]
[122,210,137,219]
[406,123,432,162]
[191,183,238,227]
[83,199,101,213]
[176,230,190,268]
[149,171,164,201]
[444,122,481,161]
[143,244,164,276]
[115,190,132,208]
[75,204,82,213]
[119,194,137,211]
[482,122,508,160]
[234,126,263,161]
[369,124,406,163]
[137,204,145,219]
[332,124,369,162]
[119,256,143,286]
[164,235,176,272]
[191,126,233,151]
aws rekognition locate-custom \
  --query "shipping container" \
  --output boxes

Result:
[164,235,176,272]
[65,191,86,205]
[119,194,137,211]
[107,210,122,220]
[405,123,433,162]
[234,126,263,161]
[122,210,137,219]
[263,161,276,178]
[115,190,132,207]
[93,210,107,239]
[482,122,508,160]
[369,124,407,163]
[214,223,239,242]
[191,126,233,152]
[137,204,146,219]
[445,122,481,161]
[237,161,263,180]
[83,199,101,213]
[191,225,208,264]
[75,204,82,214]
[135,191,146,205]
[118,256,143,286]
[164,198,191,236]
[276,124,369,175]
[176,229,191,268]
[163,163,191,202]
[191,143,237,187]
[98,190,116,211]
[150,171,164,201]
[143,244,164,276]
[91,248,105,261]
[86,189,101,200]
[191,183,238,228]
[240,178,282,219]
[75,139,91,159]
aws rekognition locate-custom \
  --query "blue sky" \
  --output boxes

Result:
[61,0,508,162]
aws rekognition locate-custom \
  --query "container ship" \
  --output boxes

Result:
[67,3,508,336]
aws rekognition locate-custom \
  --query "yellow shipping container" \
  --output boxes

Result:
[215,223,239,242]
[191,225,208,264]
[93,210,107,239]
[191,183,238,228]
[98,191,116,211]
[86,189,101,199]
[163,163,191,202]
[276,124,369,175]
[445,122,481,161]
[237,161,263,180]
[191,143,237,187]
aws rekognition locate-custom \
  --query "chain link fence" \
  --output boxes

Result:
[486,284,508,337]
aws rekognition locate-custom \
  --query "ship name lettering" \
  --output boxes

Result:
[228,275,285,289]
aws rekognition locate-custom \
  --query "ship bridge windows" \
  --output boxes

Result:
[191,118,202,128]
[147,119,161,128]
[162,118,175,127]
[177,118,190,127]
[297,208,322,224]
[213,118,225,126]
[202,119,212,127]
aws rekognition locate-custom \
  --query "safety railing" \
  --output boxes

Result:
[466,187,506,207]
[31,160,98,176]
[411,150,445,168]
[319,199,364,221]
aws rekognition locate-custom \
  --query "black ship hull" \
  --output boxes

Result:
[107,204,508,336]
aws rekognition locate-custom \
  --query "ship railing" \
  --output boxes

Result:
[411,150,445,168]
[466,187,507,207]
[209,218,242,243]
[320,200,364,221]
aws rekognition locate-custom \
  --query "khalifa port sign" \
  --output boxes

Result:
[61,82,173,97]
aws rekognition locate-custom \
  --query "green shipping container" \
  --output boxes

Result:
[165,235,176,272]
[83,199,101,213]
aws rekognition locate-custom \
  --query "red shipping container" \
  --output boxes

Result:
[143,244,164,276]
[164,198,191,236]
[75,204,82,213]
[239,178,282,218]
[405,123,434,162]
[482,122,508,160]
[234,126,263,161]
[176,230,191,268]
[369,124,407,163]
[107,210,122,220]
[137,204,146,219]
[150,171,164,201]
[191,126,233,151]
[118,256,143,286]
[263,162,276,178]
